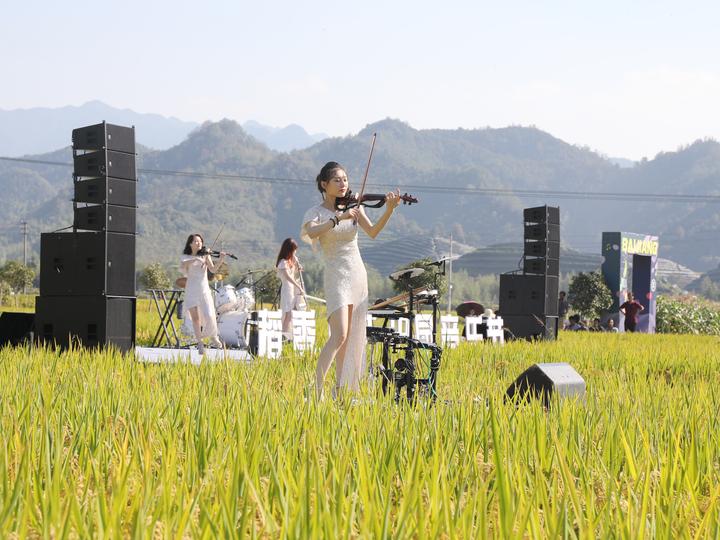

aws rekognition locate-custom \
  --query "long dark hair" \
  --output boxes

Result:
[276,237,298,267]
[183,233,204,255]
[316,161,346,196]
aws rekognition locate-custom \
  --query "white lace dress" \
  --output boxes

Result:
[277,259,303,314]
[180,255,218,338]
[302,205,368,390]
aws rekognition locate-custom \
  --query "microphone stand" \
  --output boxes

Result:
[431,260,446,346]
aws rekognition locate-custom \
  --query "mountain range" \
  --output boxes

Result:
[0,115,719,280]
[0,101,326,155]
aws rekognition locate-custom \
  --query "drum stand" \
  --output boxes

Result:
[368,274,441,402]
[148,288,183,347]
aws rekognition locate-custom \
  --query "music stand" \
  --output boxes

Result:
[149,288,183,347]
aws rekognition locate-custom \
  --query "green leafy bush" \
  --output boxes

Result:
[568,271,613,318]
[656,295,720,335]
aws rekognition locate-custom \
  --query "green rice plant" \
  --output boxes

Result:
[1,307,720,537]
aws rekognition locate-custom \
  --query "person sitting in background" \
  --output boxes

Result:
[567,314,587,331]
[590,318,603,332]
[605,318,620,333]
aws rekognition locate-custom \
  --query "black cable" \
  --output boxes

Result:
[1,155,719,204]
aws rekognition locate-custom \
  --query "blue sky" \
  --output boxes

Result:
[1,0,718,159]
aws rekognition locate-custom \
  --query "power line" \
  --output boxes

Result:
[2,155,719,204]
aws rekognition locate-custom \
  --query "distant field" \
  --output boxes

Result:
[1,309,719,536]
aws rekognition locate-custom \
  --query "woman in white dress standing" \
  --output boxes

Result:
[180,234,225,353]
[276,237,305,341]
[301,161,400,399]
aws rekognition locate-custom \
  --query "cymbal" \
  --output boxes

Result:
[427,255,460,267]
[389,267,425,281]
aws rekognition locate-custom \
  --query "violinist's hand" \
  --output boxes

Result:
[385,189,401,210]
[339,208,360,221]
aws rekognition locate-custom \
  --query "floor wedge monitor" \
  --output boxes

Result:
[505,362,585,407]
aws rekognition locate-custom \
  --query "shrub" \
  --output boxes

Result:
[656,295,720,335]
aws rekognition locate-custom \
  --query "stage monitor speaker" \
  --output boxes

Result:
[524,240,560,260]
[40,232,135,296]
[499,274,559,316]
[523,205,560,225]
[501,314,559,341]
[35,296,136,352]
[73,150,136,180]
[74,204,136,234]
[74,177,136,207]
[523,257,560,276]
[72,122,135,154]
[0,312,35,346]
[505,362,585,407]
[524,223,560,243]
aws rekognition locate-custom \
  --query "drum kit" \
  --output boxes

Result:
[367,262,449,403]
[177,278,257,349]
[214,284,255,348]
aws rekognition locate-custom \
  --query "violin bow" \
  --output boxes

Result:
[356,132,377,207]
[209,222,225,251]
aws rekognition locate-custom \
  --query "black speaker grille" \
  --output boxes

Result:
[40,232,135,296]
[72,123,135,153]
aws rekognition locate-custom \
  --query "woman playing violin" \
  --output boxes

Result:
[180,233,226,354]
[301,161,400,399]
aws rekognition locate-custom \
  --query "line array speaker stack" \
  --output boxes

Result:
[499,205,560,340]
[35,122,137,352]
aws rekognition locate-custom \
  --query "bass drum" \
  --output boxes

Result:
[217,311,249,348]
[215,285,239,315]
[236,287,255,312]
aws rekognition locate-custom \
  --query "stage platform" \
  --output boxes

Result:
[135,346,252,364]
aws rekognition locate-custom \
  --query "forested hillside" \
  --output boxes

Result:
[1,119,718,272]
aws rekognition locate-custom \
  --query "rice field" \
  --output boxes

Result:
[1,302,720,537]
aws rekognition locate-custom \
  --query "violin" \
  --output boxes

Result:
[198,247,238,260]
[334,190,419,211]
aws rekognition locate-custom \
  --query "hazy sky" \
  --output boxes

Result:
[2,0,718,160]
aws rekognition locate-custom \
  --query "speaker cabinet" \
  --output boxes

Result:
[499,274,559,316]
[505,362,585,407]
[524,223,560,242]
[524,240,560,260]
[72,122,136,153]
[0,312,35,346]
[73,150,136,180]
[524,205,560,225]
[74,204,136,234]
[40,232,135,296]
[35,296,136,352]
[501,314,559,341]
[523,257,560,276]
[74,177,136,207]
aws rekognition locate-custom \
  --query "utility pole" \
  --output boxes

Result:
[20,221,29,266]
[447,233,453,314]
[20,220,28,294]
